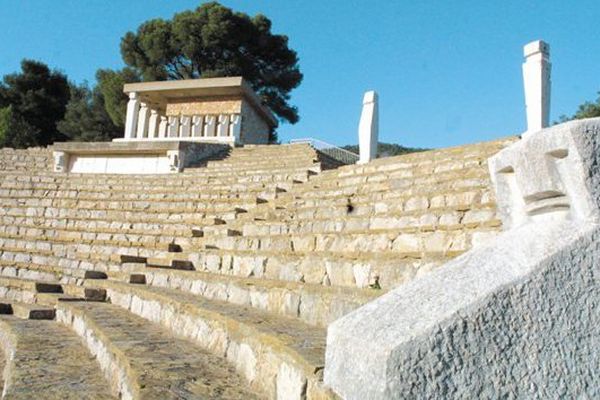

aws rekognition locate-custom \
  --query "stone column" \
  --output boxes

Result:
[192,115,203,137]
[158,116,168,138]
[522,40,551,135]
[358,91,378,164]
[179,115,191,137]
[204,115,216,137]
[167,116,180,138]
[148,109,160,138]
[229,114,242,142]
[136,102,150,139]
[217,114,230,137]
[124,92,140,139]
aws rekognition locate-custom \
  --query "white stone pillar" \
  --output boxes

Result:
[523,40,551,135]
[148,109,160,138]
[124,92,140,139]
[53,151,69,173]
[229,114,242,142]
[167,116,180,138]
[192,115,203,137]
[158,116,168,138]
[217,114,230,137]
[179,115,191,137]
[358,91,379,164]
[204,115,216,137]
[136,102,150,139]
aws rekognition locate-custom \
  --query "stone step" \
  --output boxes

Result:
[206,228,492,256]
[0,315,116,399]
[56,301,262,400]
[0,259,107,285]
[0,301,56,320]
[226,206,500,237]
[0,206,242,225]
[109,265,379,328]
[0,186,284,202]
[88,280,336,399]
[0,276,106,304]
[243,189,495,223]
[182,249,453,289]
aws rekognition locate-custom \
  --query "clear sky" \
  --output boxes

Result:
[1,1,599,149]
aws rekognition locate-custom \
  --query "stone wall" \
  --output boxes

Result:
[240,100,270,144]
[165,96,242,116]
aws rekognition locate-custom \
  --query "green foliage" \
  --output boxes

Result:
[0,105,40,148]
[558,91,600,123]
[342,142,426,158]
[0,59,70,146]
[96,68,140,128]
[120,1,303,124]
[57,83,122,142]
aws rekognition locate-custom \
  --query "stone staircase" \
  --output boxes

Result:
[0,138,516,399]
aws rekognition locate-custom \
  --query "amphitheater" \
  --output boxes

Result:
[0,43,597,399]
[0,135,517,398]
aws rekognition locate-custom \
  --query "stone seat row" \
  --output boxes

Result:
[0,270,337,398]
[218,206,500,237]
[0,184,287,201]
[0,247,376,328]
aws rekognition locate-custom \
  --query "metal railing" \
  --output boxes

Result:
[290,138,359,165]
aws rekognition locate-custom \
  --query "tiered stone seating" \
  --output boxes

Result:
[0,138,516,398]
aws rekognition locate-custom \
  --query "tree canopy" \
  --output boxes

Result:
[342,142,426,158]
[57,83,121,142]
[559,91,600,122]
[120,1,303,124]
[0,59,70,146]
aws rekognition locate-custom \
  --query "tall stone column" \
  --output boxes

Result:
[522,40,551,135]
[124,92,140,139]
[158,116,168,138]
[358,91,379,164]
[217,114,230,137]
[136,102,150,139]
[148,109,160,138]
[192,115,204,137]
[229,114,242,142]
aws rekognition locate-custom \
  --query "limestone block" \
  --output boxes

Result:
[391,233,421,254]
[276,362,307,400]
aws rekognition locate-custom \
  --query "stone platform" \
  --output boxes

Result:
[51,140,229,174]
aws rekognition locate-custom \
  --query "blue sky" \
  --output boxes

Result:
[1,1,599,148]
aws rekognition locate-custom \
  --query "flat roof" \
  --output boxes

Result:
[123,77,277,127]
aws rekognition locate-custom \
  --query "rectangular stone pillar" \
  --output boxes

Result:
[204,115,216,137]
[158,116,168,138]
[148,109,160,138]
[136,102,150,139]
[229,114,242,142]
[192,115,203,137]
[179,115,191,137]
[358,91,378,164]
[124,92,140,139]
[523,40,551,135]
[217,114,230,137]
[167,116,179,138]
